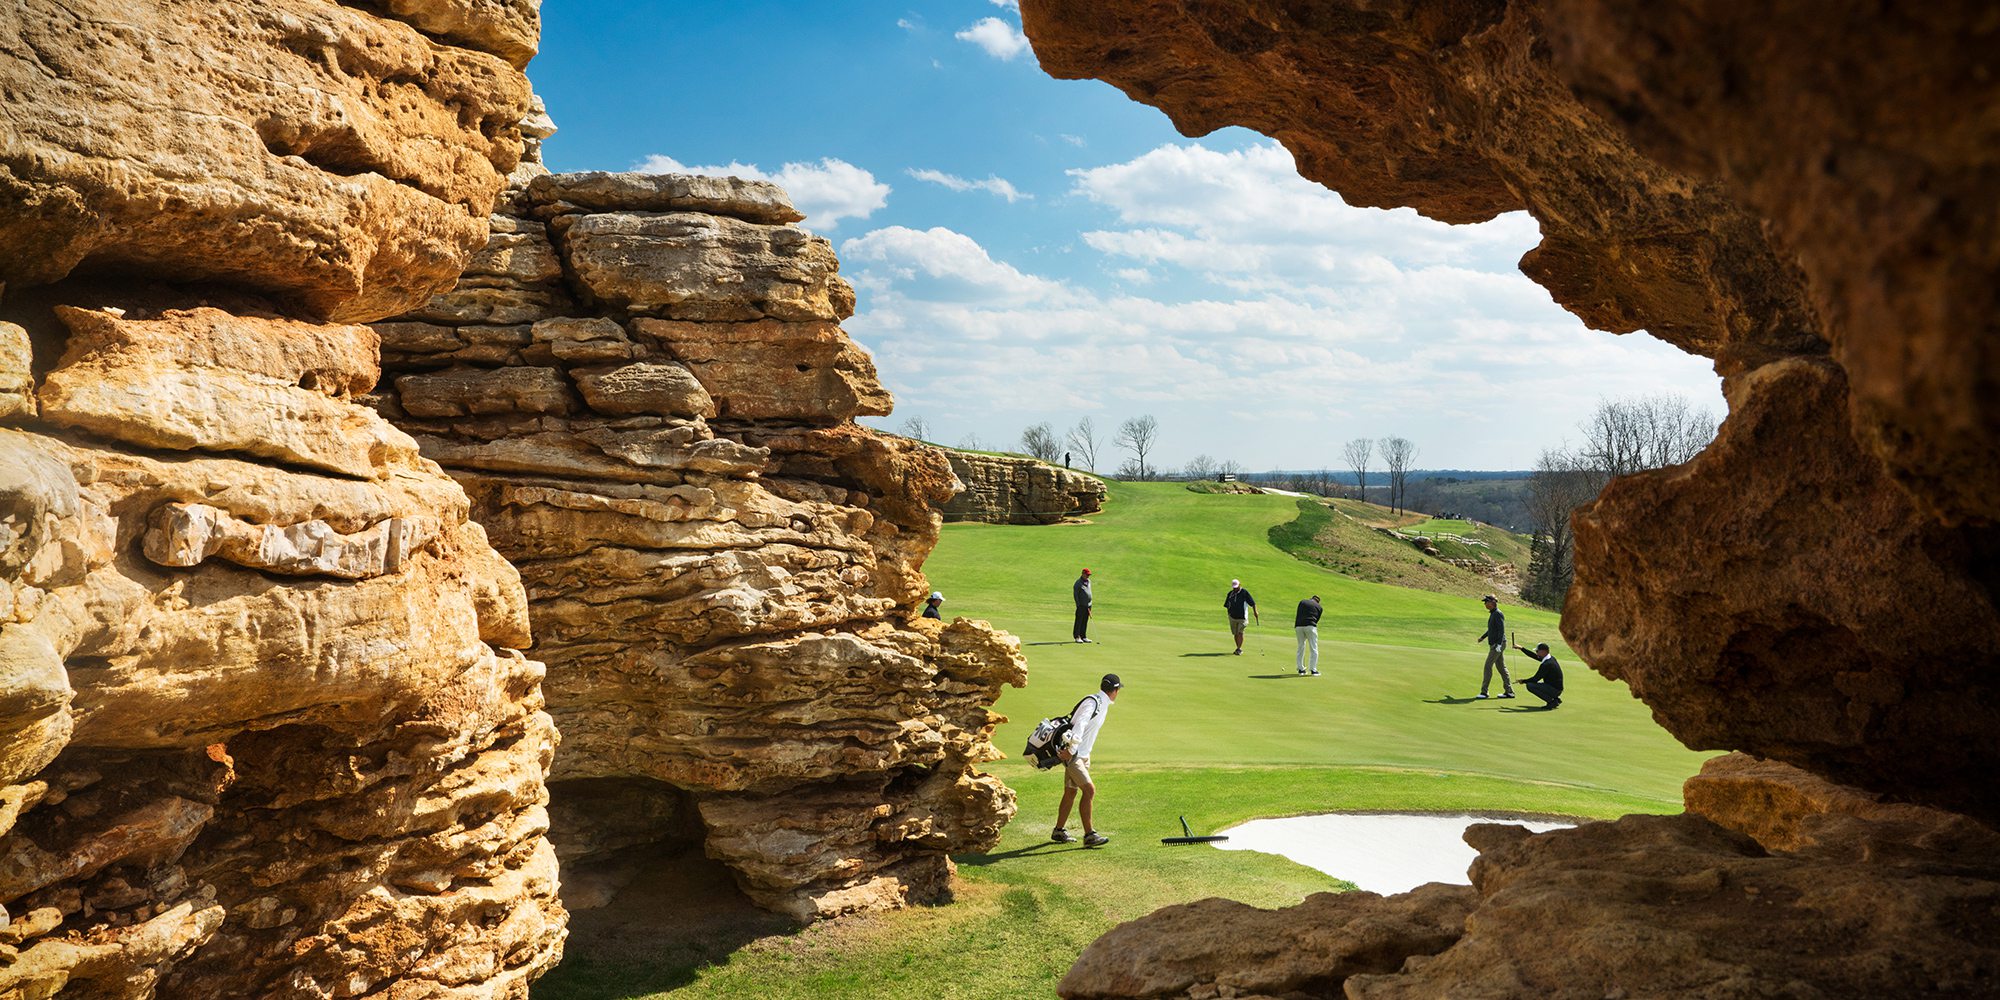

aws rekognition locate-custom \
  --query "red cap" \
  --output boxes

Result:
[1082,568,1091,575]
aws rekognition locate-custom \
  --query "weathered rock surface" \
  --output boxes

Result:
[1060,883,1475,1000]
[941,450,1107,525]
[1018,0,2000,830]
[0,0,533,322]
[1022,1,2000,995]
[377,171,1027,921]
[0,2,562,995]
[0,311,560,998]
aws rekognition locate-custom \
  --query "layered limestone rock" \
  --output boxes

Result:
[0,0,534,322]
[1062,756,2000,999]
[941,451,1106,525]
[0,3,561,996]
[375,171,1027,921]
[1021,2,1998,994]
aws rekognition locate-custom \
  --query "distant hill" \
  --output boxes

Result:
[1260,492,1534,601]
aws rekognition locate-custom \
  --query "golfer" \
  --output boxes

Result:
[921,591,944,620]
[1051,672,1121,847]
[1475,595,1515,699]
[1513,641,1565,709]
[1224,578,1260,655]
[1294,594,1322,675]
[1072,568,1094,643]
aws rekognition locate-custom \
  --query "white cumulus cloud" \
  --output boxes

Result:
[634,154,890,230]
[906,168,1032,202]
[955,17,1031,60]
[841,146,1721,470]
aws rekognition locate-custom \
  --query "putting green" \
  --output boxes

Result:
[931,480,1709,807]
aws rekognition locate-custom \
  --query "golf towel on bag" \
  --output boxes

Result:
[1024,697,1093,769]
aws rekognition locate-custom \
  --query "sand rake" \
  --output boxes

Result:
[1160,815,1229,845]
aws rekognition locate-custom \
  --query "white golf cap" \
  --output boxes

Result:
[1231,578,1240,586]
[929,591,944,601]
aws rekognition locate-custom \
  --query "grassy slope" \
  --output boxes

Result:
[535,480,1707,1000]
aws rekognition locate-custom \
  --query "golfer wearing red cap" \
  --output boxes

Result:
[1072,568,1094,643]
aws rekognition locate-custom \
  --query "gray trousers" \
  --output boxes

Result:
[1481,645,1513,695]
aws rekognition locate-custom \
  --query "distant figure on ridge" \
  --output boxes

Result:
[1051,673,1121,848]
[1224,578,1259,655]
[922,591,945,620]
[1064,451,1071,469]
[1294,594,1322,676]
[1475,594,1515,699]
[1513,640,1564,709]
[1072,568,1094,643]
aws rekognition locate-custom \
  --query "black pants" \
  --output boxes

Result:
[1525,680,1561,707]
[1073,606,1090,640]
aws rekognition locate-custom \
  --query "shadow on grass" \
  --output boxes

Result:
[1023,640,1084,647]
[1179,652,1230,658]
[1500,705,1558,713]
[1246,673,1301,680]
[956,841,1089,867]
[1423,696,1481,705]
[533,843,799,999]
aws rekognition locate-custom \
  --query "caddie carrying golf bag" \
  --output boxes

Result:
[1024,696,1094,769]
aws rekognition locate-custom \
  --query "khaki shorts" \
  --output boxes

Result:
[1063,755,1093,790]
[1229,617,1248,637]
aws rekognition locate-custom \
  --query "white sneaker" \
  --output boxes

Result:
[1475,693,1490,699]
[1310,671,1320,676]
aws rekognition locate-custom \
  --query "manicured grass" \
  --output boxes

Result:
[536,480,1708,999]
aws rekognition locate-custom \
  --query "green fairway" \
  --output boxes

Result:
[536,480,1709,999]
[935,482,1704,801]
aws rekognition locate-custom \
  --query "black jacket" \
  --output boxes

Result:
[1294,598,1322,628]
[1521,653,1564,693]
[1478,608,1505,645]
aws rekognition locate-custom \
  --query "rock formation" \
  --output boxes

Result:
[941,451,1106,525]
[372,171,1028,922]
[1020,0,1999,994]
[0,2,563,997]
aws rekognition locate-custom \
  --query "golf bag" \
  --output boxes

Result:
[1024,696,1093,769]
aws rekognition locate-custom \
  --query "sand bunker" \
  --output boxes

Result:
[1214,813,1575,895]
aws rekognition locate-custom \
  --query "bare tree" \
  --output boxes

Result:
[957,432,984,451]
[1521,448,1608,608]
[1065,417,1102,472]
[1020,422,1061,463]
[897,415,931,442]
[1183,454,1218,480]
[1524,393,1718,609]
[1116,415,1160,479]
[1381,436,1418,514]
[1216,459,1245,479]
[1342,438,1375,502]
[1580,394,1716,476]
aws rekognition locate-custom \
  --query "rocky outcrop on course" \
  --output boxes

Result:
[941,451,1106,524]
[1022,1,1999,994]
[0,3,561,997]
[373,171,1028,921]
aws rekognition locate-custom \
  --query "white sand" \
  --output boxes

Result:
[1211,813,1574,895]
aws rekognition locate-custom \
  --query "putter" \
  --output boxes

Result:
[1160,814,1229,845]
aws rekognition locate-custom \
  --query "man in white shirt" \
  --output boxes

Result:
[1051,673,1122,848]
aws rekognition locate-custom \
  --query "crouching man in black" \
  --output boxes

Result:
[1513,641,1565,709]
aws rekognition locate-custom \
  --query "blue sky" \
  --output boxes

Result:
[532,0,1723,471]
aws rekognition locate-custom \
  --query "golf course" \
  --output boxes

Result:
[537,480,1713,999]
